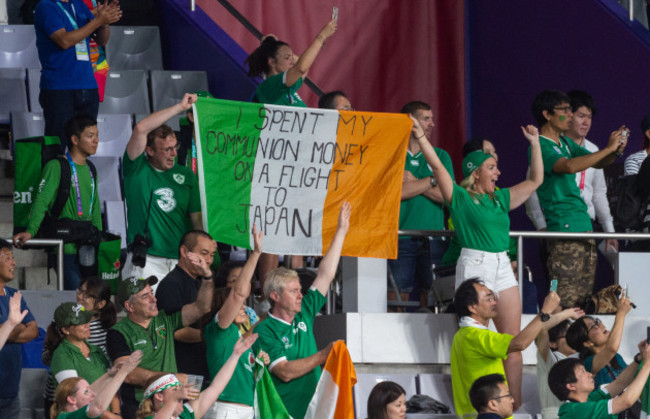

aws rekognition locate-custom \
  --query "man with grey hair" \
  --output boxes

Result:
[253,202,351,419]
[106,272,213,419]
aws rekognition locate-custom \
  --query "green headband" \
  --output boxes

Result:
[462,150,494,178]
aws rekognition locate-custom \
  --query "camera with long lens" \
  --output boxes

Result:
[129,234,152,268]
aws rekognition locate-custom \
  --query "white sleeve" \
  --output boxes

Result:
[525,191,547,230]
[591,168,615,232]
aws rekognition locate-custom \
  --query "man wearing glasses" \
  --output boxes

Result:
[528,90,628,309]
[469,374,515,419]
[122,94,203,290]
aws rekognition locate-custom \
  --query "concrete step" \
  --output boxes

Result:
[0,221,12,238]
[0,201,12,222]
[22,266,57,290]
[0,178,14,195]
[13,247,48,268]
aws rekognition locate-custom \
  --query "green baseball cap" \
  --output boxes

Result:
[54,302,93,328]
[462,150,494,178]
[117,276,158,307]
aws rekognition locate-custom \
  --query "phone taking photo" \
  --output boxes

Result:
[332,6,339,20]
[550,279,558,293]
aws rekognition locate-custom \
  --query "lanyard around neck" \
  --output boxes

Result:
[66,152,95,217]
[56,1,80,30]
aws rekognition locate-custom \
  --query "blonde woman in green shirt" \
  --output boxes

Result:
[412,116,544,410]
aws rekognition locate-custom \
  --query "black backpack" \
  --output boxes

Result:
[611,158,650,231]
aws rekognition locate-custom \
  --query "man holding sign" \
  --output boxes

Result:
[252,202,350,419]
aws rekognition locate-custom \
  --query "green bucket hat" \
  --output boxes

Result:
[117,276,158,307]
[54,302,93,328]
[462,150,494,178]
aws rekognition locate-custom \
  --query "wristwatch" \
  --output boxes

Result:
[539,312,551,322]
[430,176,438,187]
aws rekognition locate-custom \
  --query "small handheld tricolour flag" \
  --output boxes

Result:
[304,341,357,419]
[253,356,292,419]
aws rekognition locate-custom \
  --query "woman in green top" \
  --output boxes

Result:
[413,117,543,410]
[50,351,142,419]
[246,17,338,107]
[202,226,270,419]
[46,302,121,419]
[135,334,258,419]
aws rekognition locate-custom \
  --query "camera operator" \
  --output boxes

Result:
[122,94,202,291]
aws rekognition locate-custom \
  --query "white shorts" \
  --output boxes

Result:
[455,248,517,293]
[203,401,254,419]
[122,252,178,294]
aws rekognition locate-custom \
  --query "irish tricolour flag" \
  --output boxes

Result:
[192,97,411,258]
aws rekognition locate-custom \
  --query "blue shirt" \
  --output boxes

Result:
[34,0,97,90]
[0,287,36,398]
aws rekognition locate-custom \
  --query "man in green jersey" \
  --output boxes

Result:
[450,278,581,417]
[106,274,213,419]
[548,348,650,419]
[122,93,202,292]
[528,90,628,308]
[389,101,454,309]
[253,202,350,419]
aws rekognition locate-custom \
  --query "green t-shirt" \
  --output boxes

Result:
[122,152,201,258]
[447,183,511,253]
[204,317,256,406]
[558,389,615,419]
[57,406,99,419]
[255,72,306,107]
[450,324,513,418]
[50,339,110,386]
[253,288,326,419]
[145,403,194,419]
[28,158,102,254]
[110,311,183,401]
[400,148,454,232]
[531,135,592,232]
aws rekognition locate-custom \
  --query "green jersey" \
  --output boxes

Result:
[110,311,183,401]
[122,152,200,258]
[400,148,454,232]
[255,72,306,107]
[532,135,592,232]
[204,318,256,406]
[50,339,110,386]
[447,183,511,252]
[451,321,513,418]
[28,158,102,254]
[253,288,326,419]
[558,389,615,419]
[145,404,195,419]
[57,406,99,419]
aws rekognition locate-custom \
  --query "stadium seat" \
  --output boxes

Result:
[99,69,150,115]
[106,26,163,70]
[406,415,456,419]
[87,156,123,203]
[21,290,77,328]
[134,113,183,131]
[518,373,541,415]
[105,200,127,249]
[150,70,208,112]
[417,373,455,413]
[0,68,28,124]
[354,373,417,419]
[0,25,40,69]
[27,68,42,112]
[95,113,133,157]
[10,112,45,141]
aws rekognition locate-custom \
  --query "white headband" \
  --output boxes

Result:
[142,374,181,401]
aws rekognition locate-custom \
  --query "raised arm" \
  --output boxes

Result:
[311,202,350,295]
[508,292,561,353]
[0,292,28,350]
[87,351,142,417]
[49,2,121,50]
[535,307,584,362]
[590,297,632,375]
[181,275,214,327]
[552,127,628,173]
[609,342,650,414]
[126,93,197,160]
[411,117,454,203]
[217,227,262,329]
[285,19,337,87]
[510,125,543,210]
[191,334,258,418]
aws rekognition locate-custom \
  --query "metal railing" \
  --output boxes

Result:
[6,239,65,290]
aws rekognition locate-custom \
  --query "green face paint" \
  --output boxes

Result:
[559,115,566,121]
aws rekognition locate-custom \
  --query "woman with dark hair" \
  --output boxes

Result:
[565,297,633,387]
[50,351,141,418]
[413,117,544,410]
[367,381,406,419]
[202,227,270,419]
[214,261,258,334]
[246,17,337,107]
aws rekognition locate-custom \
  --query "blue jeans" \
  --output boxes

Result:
[388,237,447,294]
[0,395,20,419]
[39,89,99,152]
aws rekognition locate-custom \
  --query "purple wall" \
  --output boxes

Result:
[468,0,650,309]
